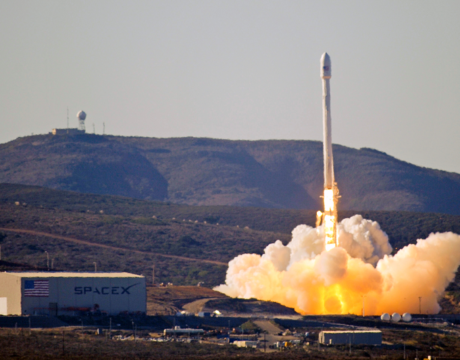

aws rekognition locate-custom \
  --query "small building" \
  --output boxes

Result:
[198,311,211,317]
[50,128,85,135]
[233,340,258,348]
[0,272,146,316]
[319,330,382,346]
[164,326,204,336]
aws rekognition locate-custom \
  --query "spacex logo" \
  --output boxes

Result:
[74,283,140,295]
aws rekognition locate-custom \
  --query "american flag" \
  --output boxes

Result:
[24,280,49,297]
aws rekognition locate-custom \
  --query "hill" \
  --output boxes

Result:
[0,184,294,286]
[2,183,460,314]
[2,183,460,252]
[1,134,460,214]
[1,183,460,284]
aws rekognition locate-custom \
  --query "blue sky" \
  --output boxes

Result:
[1,0,459,173]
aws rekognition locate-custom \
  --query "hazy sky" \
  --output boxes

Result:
[1,1,460,173]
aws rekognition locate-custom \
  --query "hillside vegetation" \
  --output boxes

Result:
[2,183,460,313]
[2,183,460,252]
[0,203,288,286]
[1,134,460,214]
[0,184,295,286]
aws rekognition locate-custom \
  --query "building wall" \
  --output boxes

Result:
[51,129,85,136]
[20,276,146,315]
[319,331,382,345]
[0,274,22,315]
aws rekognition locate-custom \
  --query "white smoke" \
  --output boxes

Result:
[214,215,460,315]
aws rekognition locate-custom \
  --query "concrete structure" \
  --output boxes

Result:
[198,311,211,317]
[319,330,382,346]
[233,340,258,348]
[0,272,146,316]
[51,128,85,136]
[164,326,204,336]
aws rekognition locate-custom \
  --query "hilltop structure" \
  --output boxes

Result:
[50,110,87,136]
[50,128,85,136]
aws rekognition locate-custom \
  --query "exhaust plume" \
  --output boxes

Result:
[215,215,460,315]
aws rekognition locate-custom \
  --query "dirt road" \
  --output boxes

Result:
[0,227,227,266]
[254,320,284,335]
[254,319,297,350]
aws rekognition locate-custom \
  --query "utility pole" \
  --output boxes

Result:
[45,251,49,270]
[62,330,65,355]
[152,265,155,285]
[109,317,112,339]
[93,262,97,272]
[419,297,422,314]
[173,318,177,340]
[362,295,365,317]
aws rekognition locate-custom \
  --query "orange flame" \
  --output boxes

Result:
[323,186,340,251]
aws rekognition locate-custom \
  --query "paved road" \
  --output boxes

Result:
[0,227,227,266]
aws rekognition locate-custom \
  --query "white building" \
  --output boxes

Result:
[319,330,382,345]
[0,272,146,316]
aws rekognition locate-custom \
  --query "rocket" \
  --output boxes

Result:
[321,53,334,188]
[319,53,340,251]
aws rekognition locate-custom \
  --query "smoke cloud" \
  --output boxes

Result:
[215,215,460,315]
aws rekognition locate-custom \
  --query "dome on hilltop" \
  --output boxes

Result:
[77,111,86,120]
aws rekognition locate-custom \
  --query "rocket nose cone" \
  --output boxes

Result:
[321,53,331,78]
[321,52,331,66]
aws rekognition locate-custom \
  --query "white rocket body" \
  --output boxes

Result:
[320,52,340,251]
[321,53,334,189]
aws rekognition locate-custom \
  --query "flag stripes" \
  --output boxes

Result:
[24,280,49,297]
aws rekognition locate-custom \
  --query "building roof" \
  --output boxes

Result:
[3,272,143,278]
[321,330,382,334]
